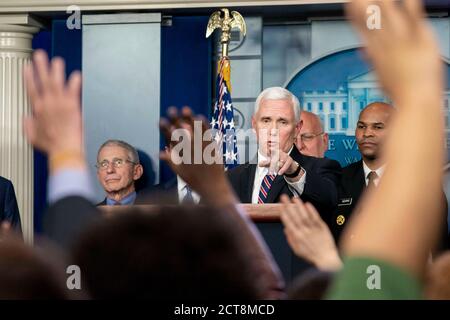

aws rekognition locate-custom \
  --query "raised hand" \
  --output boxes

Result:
[338,0,445,278]
[280,195,342,271]
[23,50,83,157]
[259,149,302,180]
[23,50,85,172]
[159,106,237,206]
[346,0,443,105]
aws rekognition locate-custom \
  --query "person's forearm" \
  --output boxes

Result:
[47,147,96,204]
[48,149,87,175]
[314,251,343,272]
[196,174,239,208]
[343,94,444,276]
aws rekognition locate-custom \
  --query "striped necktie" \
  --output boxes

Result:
[258,174,276,204]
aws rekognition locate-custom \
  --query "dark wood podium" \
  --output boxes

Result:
[100,204,313,284]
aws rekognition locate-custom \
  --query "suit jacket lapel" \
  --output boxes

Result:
[350,161,366,204]
[96,198,107,206]
[266,174,286,203]
[242,164,257,203]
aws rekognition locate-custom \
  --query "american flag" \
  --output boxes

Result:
[210,57,239,169]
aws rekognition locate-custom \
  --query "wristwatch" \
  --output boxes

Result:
[284,161,302,178]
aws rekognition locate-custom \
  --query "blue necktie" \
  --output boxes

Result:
[258,174,276,204]
[182,185,194,204]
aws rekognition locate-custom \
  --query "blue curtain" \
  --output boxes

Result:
[32,16,212,231]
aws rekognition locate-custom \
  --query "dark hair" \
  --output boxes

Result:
[288,268,334,300]
[0,238,68,299]
[71,206,262,299]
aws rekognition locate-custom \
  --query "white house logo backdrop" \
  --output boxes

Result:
[286,48,450,167]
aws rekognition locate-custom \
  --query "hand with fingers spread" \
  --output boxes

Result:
[325,0,446,299]
[23,50,85,172]
[280,195,342,271]
[346,0,443,104]
[159,106,237,206]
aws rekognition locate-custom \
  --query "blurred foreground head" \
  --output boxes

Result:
[288,268,334,300]
[72,206,263,299]
[0,237,68,299]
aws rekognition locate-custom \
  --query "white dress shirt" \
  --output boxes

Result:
[177,176,201,204]
[362,161,385,187]
[251,149,306,204]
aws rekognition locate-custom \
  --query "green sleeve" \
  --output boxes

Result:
[326,256,422,300]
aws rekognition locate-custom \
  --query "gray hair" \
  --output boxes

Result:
[254,87,301,122]
[97,139,140,164]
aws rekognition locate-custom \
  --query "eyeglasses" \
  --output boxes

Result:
[300,132,324,142]
[95,158,136,170]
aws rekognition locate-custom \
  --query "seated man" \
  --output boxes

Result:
[96,139,144,206]
[227,87,341,220]
[22,51,285,298]
[295,111,329,158]
[0,176,21,232]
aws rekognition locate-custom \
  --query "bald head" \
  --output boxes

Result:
[360,102,394,120]
[356,102,395,166]
[301,111,324,133]
[296,111,328,158]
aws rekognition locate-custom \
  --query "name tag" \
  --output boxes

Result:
[338,198,353,206]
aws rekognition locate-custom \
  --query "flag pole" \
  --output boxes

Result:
[206,9,246,169]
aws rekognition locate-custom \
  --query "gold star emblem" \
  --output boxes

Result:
[336,215,345,226]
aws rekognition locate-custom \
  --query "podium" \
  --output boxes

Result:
[100,204,313,284]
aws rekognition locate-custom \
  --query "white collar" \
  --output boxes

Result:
[362,160,386,179]
[177,176,189,192]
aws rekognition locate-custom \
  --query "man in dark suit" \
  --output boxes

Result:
[227,87,341,221]
[332,102,449,250]
[95,139,147,206]
[21,52,285,298]
[332,102,393,242]
[160,176,200,204]
[0,176,21,231]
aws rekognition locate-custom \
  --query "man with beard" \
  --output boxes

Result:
[332,102,393,240]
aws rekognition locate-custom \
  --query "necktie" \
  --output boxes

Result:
[367,171,378,189]
[182,185,194,204]
[258,174,276,204]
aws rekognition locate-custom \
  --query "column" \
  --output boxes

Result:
[0,24,39,244]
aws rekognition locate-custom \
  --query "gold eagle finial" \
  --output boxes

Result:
[206,8,246,57]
